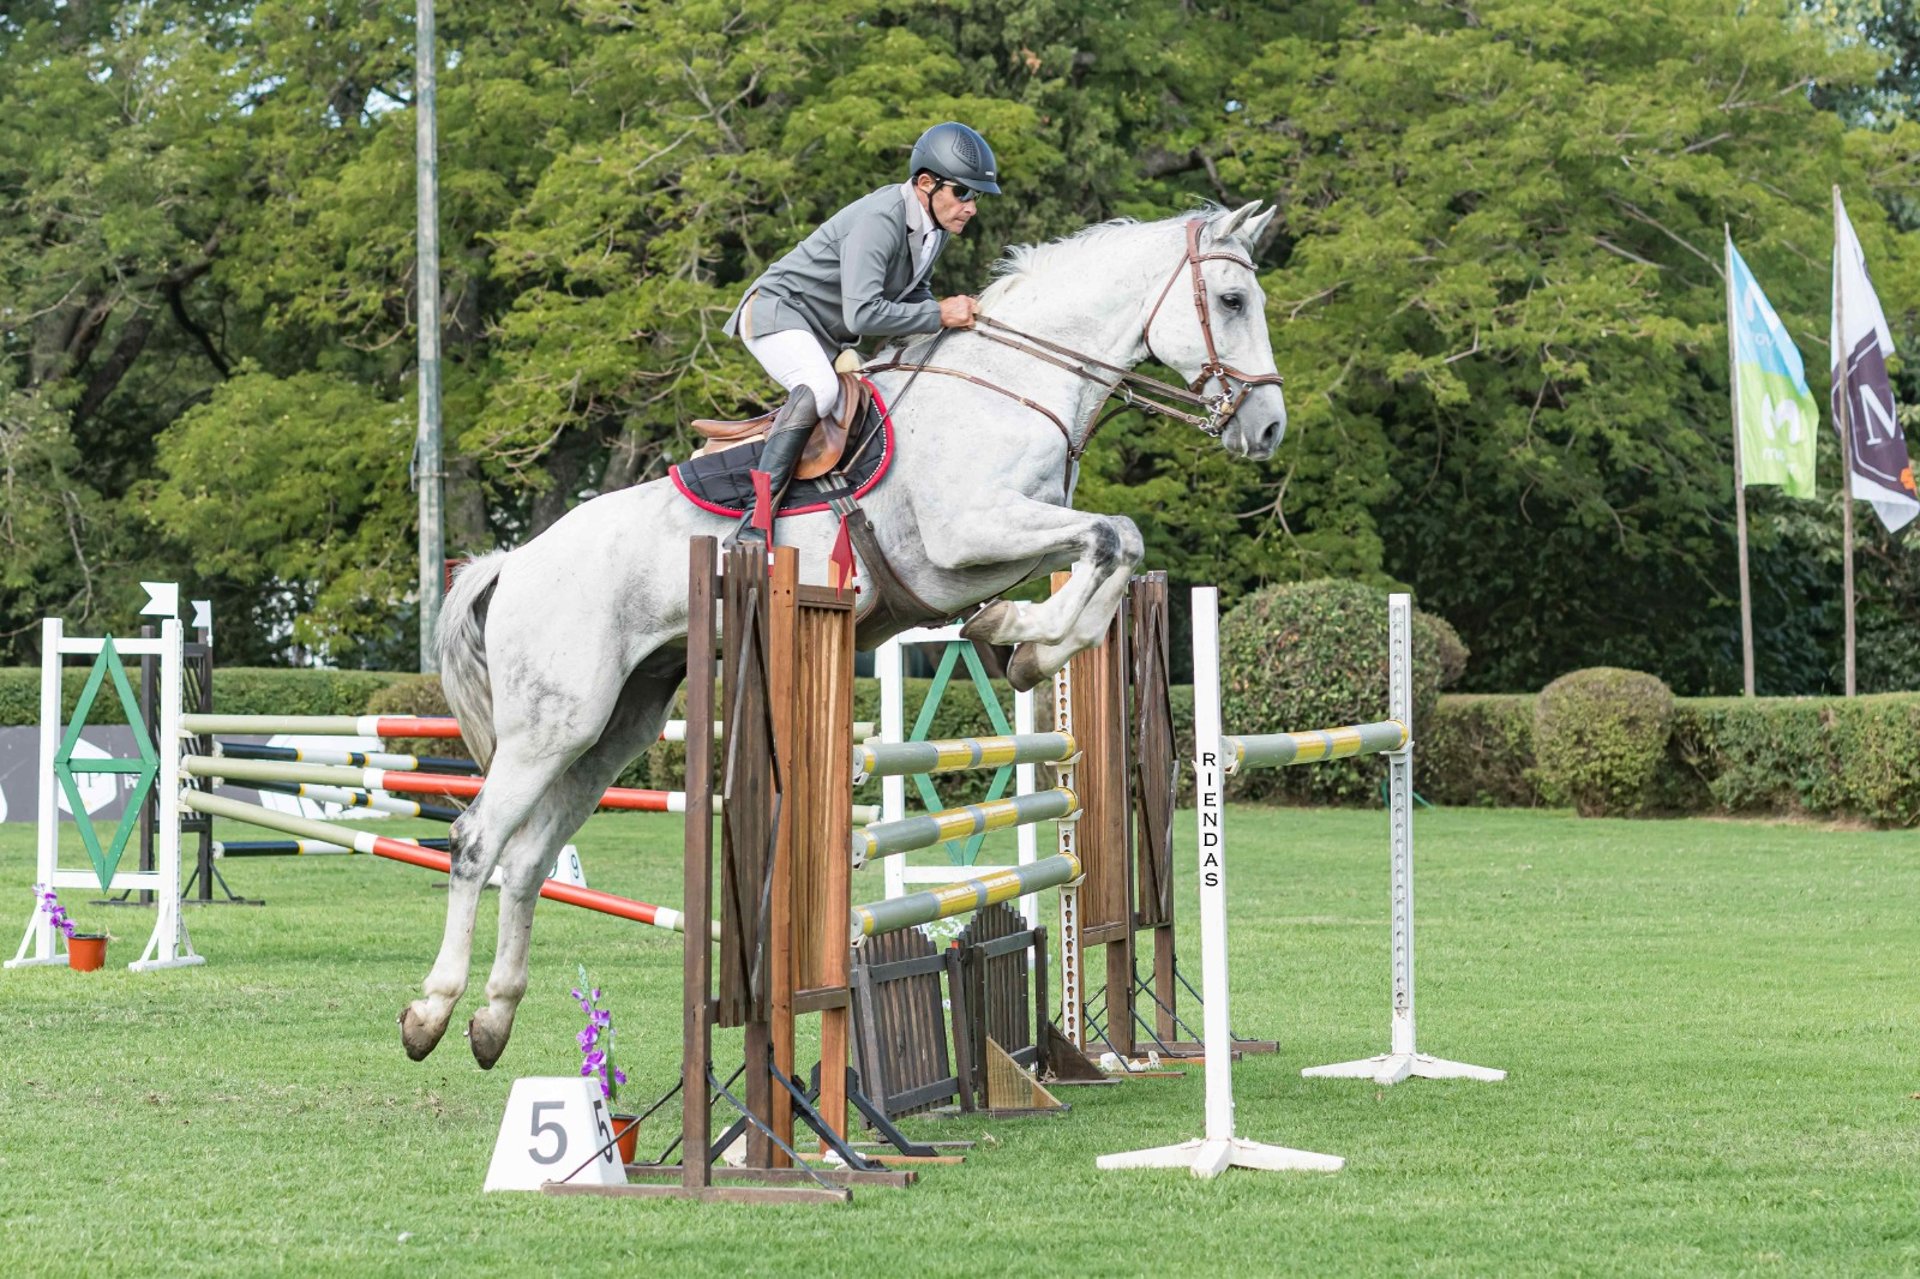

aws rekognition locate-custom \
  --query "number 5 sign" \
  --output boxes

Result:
[483,1077,627,1191]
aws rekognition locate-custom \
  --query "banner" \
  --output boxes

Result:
[1727,237,1818,496]
[1831,193,1919,533]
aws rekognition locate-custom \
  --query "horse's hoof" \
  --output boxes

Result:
[1006,645,1046,693]
[960,600,1017,646]
[467,1014,510,1071]
[399,1004,444,1062]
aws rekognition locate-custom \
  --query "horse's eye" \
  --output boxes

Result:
[1221,292,1245,313]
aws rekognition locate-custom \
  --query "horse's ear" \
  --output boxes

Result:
[1245,205,1278,246]
[1211,201,1263,241]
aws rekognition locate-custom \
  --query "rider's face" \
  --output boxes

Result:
[921,179,978,235]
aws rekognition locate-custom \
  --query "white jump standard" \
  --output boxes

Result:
[1300,594,1504,1087]
[9,620,203,972]
[1098,588,1344,1177]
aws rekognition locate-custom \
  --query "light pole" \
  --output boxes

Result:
[414,0,444,673]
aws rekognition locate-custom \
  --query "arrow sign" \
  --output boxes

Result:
[191,600,212,635]
[139,581,180,618]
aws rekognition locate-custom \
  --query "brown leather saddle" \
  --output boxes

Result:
[689,370,868,482]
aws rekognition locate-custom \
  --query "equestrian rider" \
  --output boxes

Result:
[722,121,1000,543]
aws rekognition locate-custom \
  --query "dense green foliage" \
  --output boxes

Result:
[1532,667,1678,815]
[5,810,1919,1274]
[1217,580,1458,802]
[3,0,1919,693]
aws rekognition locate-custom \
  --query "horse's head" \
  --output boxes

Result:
[1143,202,1286,460]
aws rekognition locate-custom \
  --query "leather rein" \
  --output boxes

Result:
[866,219,1284,462]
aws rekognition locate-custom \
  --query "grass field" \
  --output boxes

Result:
[2,806,1917,1277]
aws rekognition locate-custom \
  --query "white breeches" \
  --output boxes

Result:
[744,328,841,418]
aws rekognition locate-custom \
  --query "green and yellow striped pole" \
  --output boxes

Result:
[1223,720,1408,772]
[850,787,1078,868]
[849,853,1083,942]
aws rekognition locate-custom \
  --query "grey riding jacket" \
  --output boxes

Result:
[724,185,947,353]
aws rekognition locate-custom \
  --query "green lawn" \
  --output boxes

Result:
[2,807,1916,1276]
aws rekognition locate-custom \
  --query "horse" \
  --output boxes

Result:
[401,200,1287,1068]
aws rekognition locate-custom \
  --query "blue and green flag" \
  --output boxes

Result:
[1728,237,1818,498]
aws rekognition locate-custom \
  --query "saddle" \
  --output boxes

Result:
[689,369,868,482]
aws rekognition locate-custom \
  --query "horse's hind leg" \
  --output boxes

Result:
[399,738,578,1061]
[466,671,682,1069]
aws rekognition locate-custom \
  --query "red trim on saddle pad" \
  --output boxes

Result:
[668,377,897,519]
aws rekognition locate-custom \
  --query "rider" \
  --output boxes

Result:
[722,121,1000,542]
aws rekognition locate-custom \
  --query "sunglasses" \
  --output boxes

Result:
[934,179,980,203]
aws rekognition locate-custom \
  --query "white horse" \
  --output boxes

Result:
[402,201,1286,1067]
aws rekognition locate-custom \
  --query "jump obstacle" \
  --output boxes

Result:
[1099,590,1501,1180]
[7,613,721,965]
[875,578,1230,1066]
[545,540,1093,1204]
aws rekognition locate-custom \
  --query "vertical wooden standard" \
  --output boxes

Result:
[1128,574,1182,1049]
[564,539,884,1203]
[1053,574,1134,1057]
[681,537,719,1195]
[782,566,857,1150]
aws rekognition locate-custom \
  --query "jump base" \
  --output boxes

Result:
[1097,1137,1345,1177]
[1302,1052,1506,1086]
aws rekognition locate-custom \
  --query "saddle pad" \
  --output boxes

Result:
[670,378,895,520]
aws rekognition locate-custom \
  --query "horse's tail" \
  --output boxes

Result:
[438,551,507,773]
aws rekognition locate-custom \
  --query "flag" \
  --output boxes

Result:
[1727,237,1818,497]
[1831,193,1919,533]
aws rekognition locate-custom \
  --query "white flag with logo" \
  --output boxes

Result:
[1831,192,1919,533]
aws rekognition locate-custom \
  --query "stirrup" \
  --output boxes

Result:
[723,509,769,549]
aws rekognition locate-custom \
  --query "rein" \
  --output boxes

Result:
[866,219,1283,463]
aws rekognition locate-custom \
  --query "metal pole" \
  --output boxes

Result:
[1726,227,1756,698]
[1834,186,1857,698]
[415,0,444,674]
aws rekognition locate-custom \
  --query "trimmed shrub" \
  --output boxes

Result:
[1216,580,1462,803]
[1418,695,1539,807]
[1532,668,1675,816]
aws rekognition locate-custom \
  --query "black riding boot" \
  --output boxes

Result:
[727,387,820,548]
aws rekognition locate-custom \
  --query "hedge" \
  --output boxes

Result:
[1423,691,1920,828]
[0,665,403,727]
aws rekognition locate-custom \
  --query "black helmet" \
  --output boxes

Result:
[908,122,1001,195]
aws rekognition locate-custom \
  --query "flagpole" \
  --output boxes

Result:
[1726,227,1757,698]
[1834,186,1857,698]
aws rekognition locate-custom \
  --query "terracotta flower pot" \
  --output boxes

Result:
[67,934,107,972]
[610,1113,640,1165]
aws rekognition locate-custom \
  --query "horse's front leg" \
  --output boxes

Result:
[932,503,1145,691]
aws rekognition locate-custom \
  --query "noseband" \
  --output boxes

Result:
[868,219,1283,462]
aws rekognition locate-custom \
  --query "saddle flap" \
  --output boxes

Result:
[690,408,777,443]
[795,371,866,480]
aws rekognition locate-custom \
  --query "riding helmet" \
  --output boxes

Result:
[908,122,1001,195]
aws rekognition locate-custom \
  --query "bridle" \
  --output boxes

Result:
[867,219,1284,462]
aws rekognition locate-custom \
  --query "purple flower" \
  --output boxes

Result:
[571,964,631,1103]
[34,885,77,939]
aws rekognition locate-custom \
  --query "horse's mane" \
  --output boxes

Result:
[976,207,1224,308]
